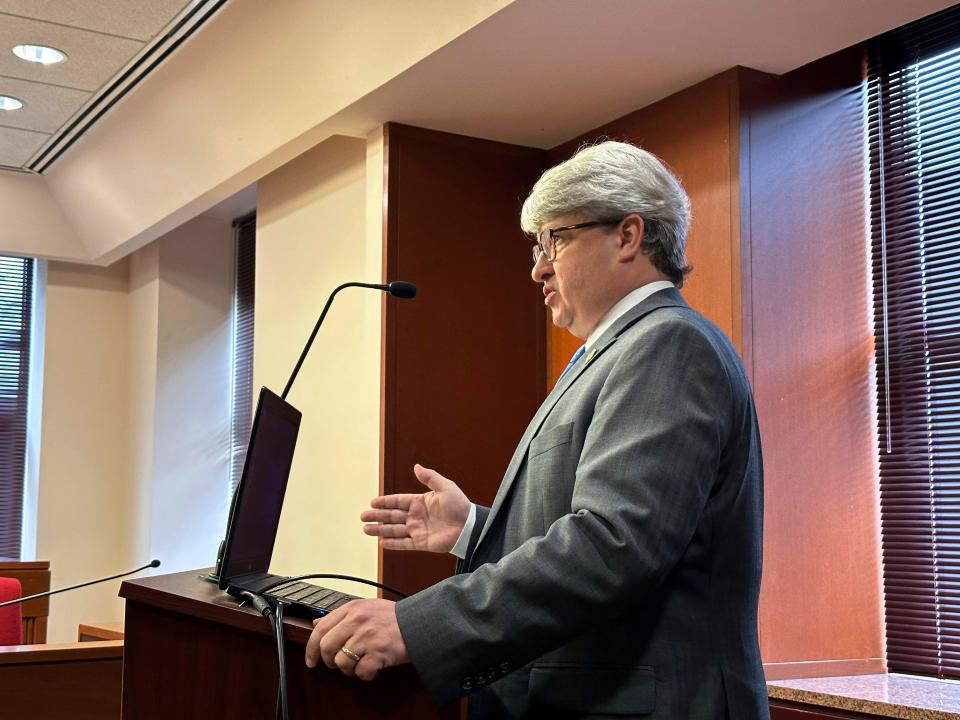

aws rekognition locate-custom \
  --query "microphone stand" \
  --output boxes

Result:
[281,280,416,400]
[0,560,161,608]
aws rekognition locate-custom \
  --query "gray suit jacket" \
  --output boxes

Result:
[396,288,768,719]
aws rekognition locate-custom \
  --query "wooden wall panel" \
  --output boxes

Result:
[381,124,547,596]
[547,70,749,386]
[743,47,884,671]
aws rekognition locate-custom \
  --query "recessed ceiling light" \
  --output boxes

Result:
[0,96,24,110]
[12,44,66,65]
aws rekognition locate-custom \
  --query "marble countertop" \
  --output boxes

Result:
[768,674,960,719]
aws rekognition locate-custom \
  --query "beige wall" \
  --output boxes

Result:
[34,131,383,638]
[35,213,236,642]
[145,216,236,573]
[126,243,159,571]
[0,174,82,261]
[37,259,133,642]
[256,135,381,596]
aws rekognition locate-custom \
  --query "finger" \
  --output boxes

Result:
[413,463,447,492]
[360,508,409,523]
[369,494,420,510]
[334,642,361,676]
[319,617,357,669]
[305,607,347,668]
[354,654,384,682]
[363,523,412,539]
[362,522,411,538]
[305,623,325,668]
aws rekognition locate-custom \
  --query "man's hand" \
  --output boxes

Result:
[305,599,409,681]
[361,464,470,553]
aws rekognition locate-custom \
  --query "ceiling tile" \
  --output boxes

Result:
[0,124,49,166]
[0,14,144,91]
[0,76,89,133]
[0,1,191,42]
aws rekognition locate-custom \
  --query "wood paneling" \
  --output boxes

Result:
[78,621,125,641]
[744,47,883,671]
[381,124,547,596]
[119,570,443,720]
[0,640,122,719]
[763,658,885,681]
[546,69,753,386]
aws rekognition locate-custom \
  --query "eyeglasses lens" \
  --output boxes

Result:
[540,230,552,261]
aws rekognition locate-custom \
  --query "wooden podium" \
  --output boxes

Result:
[119,570,452,719]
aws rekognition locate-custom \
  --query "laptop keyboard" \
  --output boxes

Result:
[265,580,357,615]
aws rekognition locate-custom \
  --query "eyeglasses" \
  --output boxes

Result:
[531,220,622,264]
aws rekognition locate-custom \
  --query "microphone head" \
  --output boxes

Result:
[387,281,417,299]
[149,559,161,568]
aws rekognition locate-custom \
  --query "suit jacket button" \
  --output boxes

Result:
[500,662,512,673]
[461,678,473,691]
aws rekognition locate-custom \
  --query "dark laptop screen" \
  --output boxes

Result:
[219,387,301,588]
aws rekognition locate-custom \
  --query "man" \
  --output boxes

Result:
[306,141,768,719]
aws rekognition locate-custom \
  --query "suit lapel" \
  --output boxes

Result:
[470,288,688,557]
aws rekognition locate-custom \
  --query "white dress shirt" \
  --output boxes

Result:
[449,280,675,559]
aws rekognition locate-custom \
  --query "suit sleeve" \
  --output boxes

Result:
[396,318,733,705]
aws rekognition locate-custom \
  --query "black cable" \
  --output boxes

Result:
[237,590,288,720]
[235,572,406,720]
[259,573,408,599]
[273,601,289,720]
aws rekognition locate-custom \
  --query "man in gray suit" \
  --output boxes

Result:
[305,141,768,719]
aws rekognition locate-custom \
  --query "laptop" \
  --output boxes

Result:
[214,386,357,617]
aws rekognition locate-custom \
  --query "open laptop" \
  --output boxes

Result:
[214,387,356,618]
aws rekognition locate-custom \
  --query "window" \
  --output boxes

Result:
[0,256,34,559]
[869,4,960,679]
[229,214,256,494]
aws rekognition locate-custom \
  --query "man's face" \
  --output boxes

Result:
[531,213,621,339]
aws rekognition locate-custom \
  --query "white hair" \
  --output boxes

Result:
[521,141,692,286]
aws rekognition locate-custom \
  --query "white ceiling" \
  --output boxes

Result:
[331,0,960,149]
[1,0,957,174]
[0,0,196,170]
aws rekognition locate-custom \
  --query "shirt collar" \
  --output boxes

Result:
[585,280,675,350]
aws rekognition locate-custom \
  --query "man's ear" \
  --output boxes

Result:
[617,214,645,262]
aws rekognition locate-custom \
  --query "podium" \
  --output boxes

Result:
[119,570,452,719]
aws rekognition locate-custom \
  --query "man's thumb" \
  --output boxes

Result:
[413,463,445,491]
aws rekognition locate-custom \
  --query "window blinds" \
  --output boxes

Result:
[869,4,960,678]
[229,215,255,495]
[0,256,33,559]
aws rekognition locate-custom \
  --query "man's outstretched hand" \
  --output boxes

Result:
[361,464,470,553]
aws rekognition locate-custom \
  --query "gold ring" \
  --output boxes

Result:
[340,645,362,663]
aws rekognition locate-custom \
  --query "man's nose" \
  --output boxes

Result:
[532,252,552,283]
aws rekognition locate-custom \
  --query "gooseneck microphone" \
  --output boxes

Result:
[281,280,417,400]
[0,559,161,608]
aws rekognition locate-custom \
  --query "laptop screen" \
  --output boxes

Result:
[219,387,302,588]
